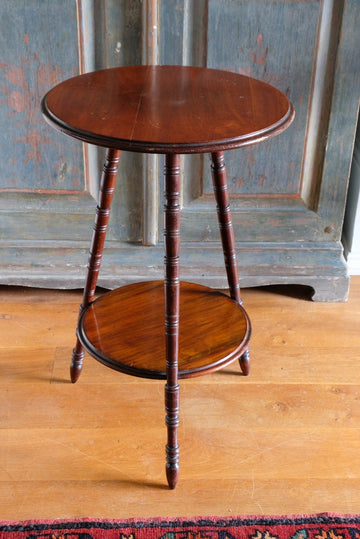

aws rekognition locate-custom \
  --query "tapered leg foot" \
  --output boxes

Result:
[166,446,180,489]
[239,349,250,376]
[70,340,84,383]
[164,379,180,489]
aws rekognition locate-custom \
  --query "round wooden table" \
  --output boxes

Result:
[42,65,294,489]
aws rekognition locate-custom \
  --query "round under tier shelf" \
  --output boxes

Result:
[78,280,251,380]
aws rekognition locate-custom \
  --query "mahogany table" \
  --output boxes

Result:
[42,65,294,489]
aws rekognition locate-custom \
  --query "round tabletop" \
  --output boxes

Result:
[42,65,294,154]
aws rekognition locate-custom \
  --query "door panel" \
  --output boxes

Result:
[0,0,94,257]
[0,0,82,192]
[174,1,340,244]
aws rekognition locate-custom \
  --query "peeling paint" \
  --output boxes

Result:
[0,35,66,185]
[8,90,25,112]
[250,33,268,67]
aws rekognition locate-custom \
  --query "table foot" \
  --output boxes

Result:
[239,349,250,376]
[165,382,180,489]
[70,341,84,383]
[165,381,180,489]
[166,452,179,490]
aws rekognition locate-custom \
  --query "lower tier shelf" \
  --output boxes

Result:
[78,280,251,379]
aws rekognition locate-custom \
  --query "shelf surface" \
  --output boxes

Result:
[78,281,251,379]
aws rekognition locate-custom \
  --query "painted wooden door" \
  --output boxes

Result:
[0,0,359,300]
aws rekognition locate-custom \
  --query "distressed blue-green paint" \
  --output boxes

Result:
[318,0,360,234]
[0,0,83,191]
[203,0,320,196]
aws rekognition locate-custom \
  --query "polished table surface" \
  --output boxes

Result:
[78,280,251,380]
[42,65,294,153]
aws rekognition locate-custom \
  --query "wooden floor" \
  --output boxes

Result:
[1,277,359,519]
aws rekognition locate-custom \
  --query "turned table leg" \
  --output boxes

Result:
[210,151,250,375]
[71,148,121,383]
[164,154,181,489]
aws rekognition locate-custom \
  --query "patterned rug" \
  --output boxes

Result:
[0,514,359,539]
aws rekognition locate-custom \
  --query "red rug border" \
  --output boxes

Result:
[1,512,360,531]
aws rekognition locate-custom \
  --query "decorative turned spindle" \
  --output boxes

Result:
[70,148,121,383]
[163,153,181,488]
